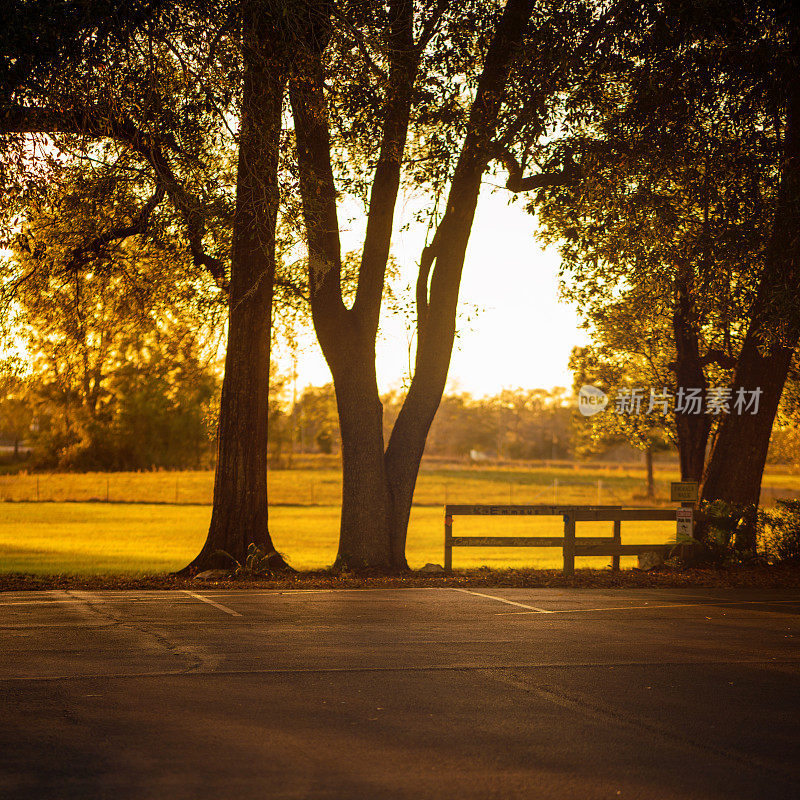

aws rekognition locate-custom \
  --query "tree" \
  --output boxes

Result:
[531,1,800,536]
[289,0,632,570]
[1,1,311,570]
[3,159,222,469]
[700,67,800,531]
[569,313,675,499]
[0,370,33,460]
[290,383,339,455]
[185,1,297,571]
[289,0,532,569]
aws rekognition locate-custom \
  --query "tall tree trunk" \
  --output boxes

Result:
[672,264,711,482]
[384,0,535,567]
[290,0,415,571]
[645,445,655,499]
[700,75,800,550]
[182,14,289,573]
[291,0,534,571]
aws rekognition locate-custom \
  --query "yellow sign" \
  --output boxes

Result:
[670,482,699,502]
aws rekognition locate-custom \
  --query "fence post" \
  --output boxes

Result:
[563,513,575,577]
[612,519,621,572]
[444,510,453,572]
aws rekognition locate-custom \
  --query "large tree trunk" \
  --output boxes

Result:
[700,75,800,550]
[182,13,289,573]
[332,347,393,570]
[701,342,795,507]
[290,1,416,571]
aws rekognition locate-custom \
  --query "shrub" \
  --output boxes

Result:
[696,500,763,565]
[759,499,800,563]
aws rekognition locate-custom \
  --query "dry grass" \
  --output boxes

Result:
[2,463,797,506]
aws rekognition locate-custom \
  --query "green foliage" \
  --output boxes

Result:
[0,143,225,472]
[568,308,675,460]
[759,500,800,563]
[699,499,761,563]
[215,543,287,578]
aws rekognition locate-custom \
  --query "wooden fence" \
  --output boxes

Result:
[443,504,683,575]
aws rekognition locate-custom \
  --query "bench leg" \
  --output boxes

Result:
[563,514,575,577]
[444,515,453,572]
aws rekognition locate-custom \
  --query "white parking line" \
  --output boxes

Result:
[453,588,553,613]
[495,598,800,615]
[181,591,242,617]
[0,600,85,606]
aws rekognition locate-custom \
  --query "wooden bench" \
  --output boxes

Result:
[444,504,681,575]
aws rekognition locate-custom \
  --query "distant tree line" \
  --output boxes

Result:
[269,385,576,465]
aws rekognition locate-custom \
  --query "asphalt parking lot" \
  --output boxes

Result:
[1,587,798,799]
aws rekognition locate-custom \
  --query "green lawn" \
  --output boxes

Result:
[0,502,676,575]
[1,461,797,576]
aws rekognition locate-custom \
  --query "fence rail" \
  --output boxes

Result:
[444,504,685,574]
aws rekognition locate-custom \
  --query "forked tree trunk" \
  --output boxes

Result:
[700,76,800,550]
[291,0,534,571]
[182,15,289,573]
[290,0,415,571]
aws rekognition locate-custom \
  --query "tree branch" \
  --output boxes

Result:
[63,183,166,273]
[331,7,387,81]
[415,227,439,339]
[493,144,581,192]
[1,103,228,292]
[352,0,419,333]
[416,0,449,52]
[289,34,350,350]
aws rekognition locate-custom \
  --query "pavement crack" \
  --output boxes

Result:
[65,591,206,674]
[481,667,798,782]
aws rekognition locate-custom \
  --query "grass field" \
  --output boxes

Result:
[0,502,676,574]
[4,461,799,506]
[1,462,798,575]
[0,463,670,505]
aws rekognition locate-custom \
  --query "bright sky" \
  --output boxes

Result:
[284,183,588,397]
